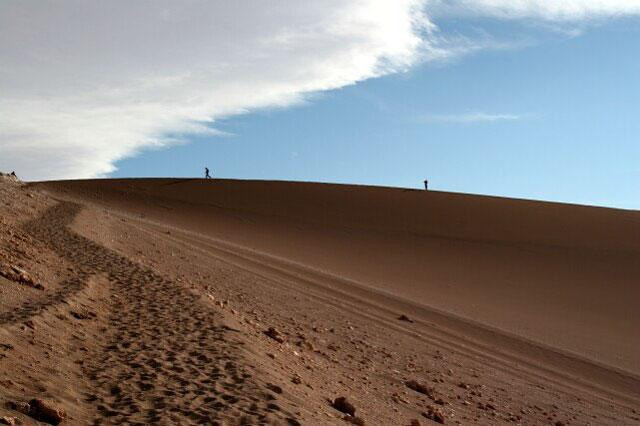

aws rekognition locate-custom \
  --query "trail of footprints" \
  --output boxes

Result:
[23,202,295,425]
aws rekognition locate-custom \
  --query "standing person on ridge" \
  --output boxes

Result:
[205,167,212,179]
[424,179,428,190]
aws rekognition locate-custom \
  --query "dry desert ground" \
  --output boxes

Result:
[0,174,638,425]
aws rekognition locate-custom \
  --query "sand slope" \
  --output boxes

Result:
[0,176,637,425]
[1,179,298,424]
[35,178,640,375]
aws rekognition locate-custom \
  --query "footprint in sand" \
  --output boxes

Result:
[22,202,298,425]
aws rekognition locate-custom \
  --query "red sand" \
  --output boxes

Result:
[1,176,638,424]
[39,178,640,374]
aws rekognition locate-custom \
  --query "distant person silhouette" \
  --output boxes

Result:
[424,179,428,190]
[205,167,212,179]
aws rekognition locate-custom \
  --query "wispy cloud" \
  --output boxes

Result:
[429,1,640,22]
[417,112,529,124]
[418,31,536,64]
[427,1,640,54]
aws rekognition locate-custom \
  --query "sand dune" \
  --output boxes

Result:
[36,178,640,375]
[1,176,638,424]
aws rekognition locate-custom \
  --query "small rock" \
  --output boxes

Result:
[332,397,356,416]
[266,383,283,394]
[29,398,66,425]
[5,401,30,415]
[422,406,445,424]
[408,420,421,426]
[10,265,27,276]
[405,380,433,397]
[264,327,285,343]
[398,314,414,323]
[291,375,302,384]
[0,264,43,290]
[0,416,16,425]
[70,310,96,320]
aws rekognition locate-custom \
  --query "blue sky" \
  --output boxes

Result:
[1,2,639,209]
[113,17,640,209]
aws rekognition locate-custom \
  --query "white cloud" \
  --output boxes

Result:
[430,0,640,21]
[2,2,640,180]
[418,112,527,123]
[0,1,431,180]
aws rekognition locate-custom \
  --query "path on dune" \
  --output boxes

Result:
[22,201,295,425]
